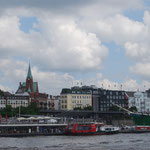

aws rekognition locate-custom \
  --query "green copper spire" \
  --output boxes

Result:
[27,63,33,79]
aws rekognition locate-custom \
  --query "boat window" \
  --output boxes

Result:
[76,126,91,131]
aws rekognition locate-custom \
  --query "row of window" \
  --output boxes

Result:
[100,100,126,104]
[7,97,28,100]
[72,96,91,99]
[61,105,67,109]
[7,101,28,104]
[99,103,126,108]
[0,100,6,104]
[103,91,124,96]
[61,100,67,103]
[72,100,91,104]
[106,95,125,99]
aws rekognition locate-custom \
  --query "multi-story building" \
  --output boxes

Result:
[53,96,60,110]
[93,89,129,112]
[6,93,30,108]
[127,91,150,113]
[0,96,6,109]
[60,86,92,110]
[47,95,55,110]
[0,93,30,109]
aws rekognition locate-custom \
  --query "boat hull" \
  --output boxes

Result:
[65,130,119,136]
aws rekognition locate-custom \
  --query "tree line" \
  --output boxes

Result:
[0,102,40,117]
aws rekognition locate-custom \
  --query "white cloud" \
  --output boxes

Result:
[0,13,108,72]
[96,78,146,92]
[0,59,78,94]
[0,0,149,93]
[79,10,150,80]
[130,63,150,78]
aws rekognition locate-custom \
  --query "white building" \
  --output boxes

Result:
[0,96,6,109]
[6,93,30,108]
[54,96,60,110]
[128,91,150,113]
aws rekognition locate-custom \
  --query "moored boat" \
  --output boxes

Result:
[65,122,119,135]
[113,103,150,133]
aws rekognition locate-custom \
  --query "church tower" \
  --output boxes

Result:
[16,63,39,100]
[26,63,34,94]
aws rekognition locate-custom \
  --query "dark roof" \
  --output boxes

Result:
[61,88,91,94]
[3,91,12,96]
[126,91,134,97]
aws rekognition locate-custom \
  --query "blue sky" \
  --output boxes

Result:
[0,0,150,94]
[19,17,39,33]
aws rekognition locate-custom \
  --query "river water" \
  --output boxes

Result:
[0,133,149,150]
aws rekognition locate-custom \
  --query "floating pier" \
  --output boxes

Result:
[0,123,67,137]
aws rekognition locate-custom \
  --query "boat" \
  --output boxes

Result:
[113,103,150,133]
[65,122,119,135]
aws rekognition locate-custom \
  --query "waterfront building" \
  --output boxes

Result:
[0,96,6,109]
[92,89,129,112]
[60,86,92,110]
[6,93,30,108]
[16,63,49,109]
[0,93,30,109]
[47,95,55,110]
[54,96,61,110]
[127,91,150,113]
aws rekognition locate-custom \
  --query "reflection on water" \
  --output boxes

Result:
[0,133,150,150]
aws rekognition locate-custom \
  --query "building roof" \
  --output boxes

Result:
[26,63,33,80]
[61,87,91,94]
[126,91,135,97]
[15,92,29,96]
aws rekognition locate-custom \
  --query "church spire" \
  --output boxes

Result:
[27,63,33,80]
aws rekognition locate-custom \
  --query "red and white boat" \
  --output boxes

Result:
[65,122,119,136]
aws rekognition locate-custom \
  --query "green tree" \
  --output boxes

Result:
[1,102,40,118]
[109,105,120,111]
[74,107,83,110]
[26,102,40,115]
[83,106,93,111]
[1,105,13,117]
[0,89,4,96]
[129,106,137,112]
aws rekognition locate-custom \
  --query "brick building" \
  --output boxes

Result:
[16,64,50,109]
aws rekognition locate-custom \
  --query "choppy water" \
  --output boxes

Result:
[0,133,149,150]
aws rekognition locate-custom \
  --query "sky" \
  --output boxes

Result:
[0,0,150,95]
